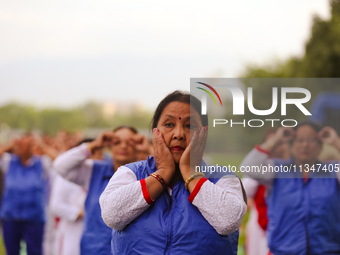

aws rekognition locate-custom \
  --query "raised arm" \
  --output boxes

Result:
[53,129,119,188]
[318,126,340,183]
[0,140,16,173]
[52,143,93,188]
[240,127,295,185]
[37,139,59,161]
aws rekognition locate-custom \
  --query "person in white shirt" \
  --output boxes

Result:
[50,175,86,255]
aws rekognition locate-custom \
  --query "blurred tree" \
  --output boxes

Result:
[302,0,340,77]
[39,108,88,135]
[226,0,340,151]
[243,0,340,78]
[81,102,109,128]
[0,102,153,135]
[0,103,39,131]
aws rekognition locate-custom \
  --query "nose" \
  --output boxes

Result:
[120,140,128,148]
[173,125,185,141]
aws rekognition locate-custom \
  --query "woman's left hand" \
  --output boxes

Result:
[179,126,208,181]
[318,126,340,149]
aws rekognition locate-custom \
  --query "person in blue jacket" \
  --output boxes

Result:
[53,126,152,255]
[100,91,247,255]
[241,121,340,255]
[0,135,53,255]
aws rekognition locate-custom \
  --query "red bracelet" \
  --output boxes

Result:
[150,173,167,190]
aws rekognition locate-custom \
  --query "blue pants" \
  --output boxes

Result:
[2,220,44,255]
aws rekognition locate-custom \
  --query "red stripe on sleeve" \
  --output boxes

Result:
[254,145,270,155]
[188,178,208,203]
[140,179,154,205]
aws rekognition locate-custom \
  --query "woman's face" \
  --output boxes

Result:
[157,102,203,163]
[111,128,137,165]
[291,125,322,164]
[16,137,34,159]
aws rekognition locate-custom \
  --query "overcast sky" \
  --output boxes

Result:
[0,0,330,110]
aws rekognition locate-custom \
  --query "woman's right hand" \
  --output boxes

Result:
[89,131,117,153]
[143,128,176,200]
[152,128,175,185]
[318,126,340,149]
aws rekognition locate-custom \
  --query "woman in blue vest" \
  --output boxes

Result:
[100,91,247,255]
[241,121,340,255]
[0,135,53,255]
[53,126,151,255]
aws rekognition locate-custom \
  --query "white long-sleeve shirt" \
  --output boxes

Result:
[53,143,95,189]
[99,163,247,236]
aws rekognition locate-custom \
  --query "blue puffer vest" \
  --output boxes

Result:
[267,158,340,255]
[81,160,114,255]
[0,155,46,222]
[111,157,240,255]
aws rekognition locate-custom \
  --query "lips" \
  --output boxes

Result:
[171,146,185,151]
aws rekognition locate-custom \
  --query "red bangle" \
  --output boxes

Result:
[150,173,167,190]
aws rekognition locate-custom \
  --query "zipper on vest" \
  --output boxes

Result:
[165,186,173,213]
[168,195,173,213]
[164,188,173,254]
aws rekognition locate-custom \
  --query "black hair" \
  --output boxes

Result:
[113,125,138,134]
[293,120,323,133]
[151,90,208,129]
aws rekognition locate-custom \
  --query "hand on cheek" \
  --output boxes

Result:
[179,126,208,182]
[152,128,176,183]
